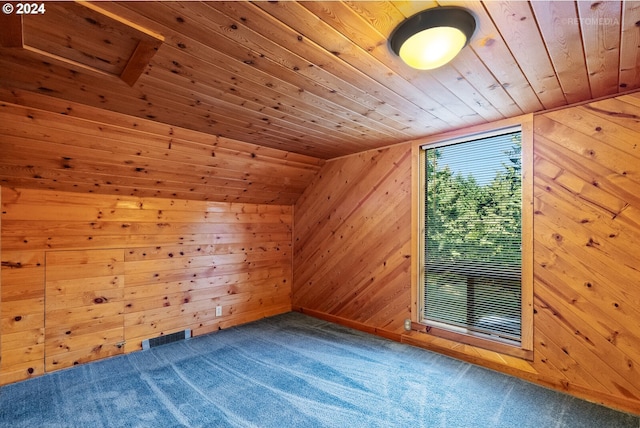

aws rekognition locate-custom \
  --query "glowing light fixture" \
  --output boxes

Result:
[389,7,476,70]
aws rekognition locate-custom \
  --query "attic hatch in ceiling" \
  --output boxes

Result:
[0,2,163,86]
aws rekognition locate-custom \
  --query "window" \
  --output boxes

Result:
[416,121,533,359]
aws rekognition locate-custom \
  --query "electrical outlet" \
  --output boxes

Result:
[215,305,222,317]
[404,319,412,331]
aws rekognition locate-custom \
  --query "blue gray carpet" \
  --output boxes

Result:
[0,312,638,427]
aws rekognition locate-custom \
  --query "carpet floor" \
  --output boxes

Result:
[0,312,638,427]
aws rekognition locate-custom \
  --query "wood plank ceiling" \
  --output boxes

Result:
[0,1,638,161]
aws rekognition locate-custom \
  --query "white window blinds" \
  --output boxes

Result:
[422,128,522,344]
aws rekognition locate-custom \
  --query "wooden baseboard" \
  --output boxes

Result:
[291,306,402,342]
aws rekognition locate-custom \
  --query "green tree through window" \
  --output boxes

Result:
[423,130,522,343]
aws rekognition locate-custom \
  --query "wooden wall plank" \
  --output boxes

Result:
[293,93,640,415]
[0,92,323,205]
[116,0,429,138]
[577,1,622,98]
[213,1,448,132]
[530,1,592,103]
[441,0,544,113]
[620,2,640,91]
[0,88,324,169]
[1,250,44,383]
[1,186,293,384]
[45,249,125,372]
[293,143,412,333]
[482,1,566,109]
[0,13,22,47]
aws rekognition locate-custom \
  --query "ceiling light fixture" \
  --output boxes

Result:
[389,7,477,70]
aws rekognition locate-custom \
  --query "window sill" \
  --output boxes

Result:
[409,322,534,361]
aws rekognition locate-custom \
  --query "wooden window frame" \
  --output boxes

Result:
[410,115,534,360]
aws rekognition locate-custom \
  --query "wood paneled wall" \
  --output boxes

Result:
[530,92,640,413]
[293,92,640,415]
[0,89,324,205]
[293,143,412,335]
[1,187,292,384]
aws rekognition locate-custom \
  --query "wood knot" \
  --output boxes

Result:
[482,37,495,47]
[1,261,23,269]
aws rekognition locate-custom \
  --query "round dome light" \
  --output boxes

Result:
[389,7,477,70]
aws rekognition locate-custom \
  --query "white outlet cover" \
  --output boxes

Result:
[216,306,222,316]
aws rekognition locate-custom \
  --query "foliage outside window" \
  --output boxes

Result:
[419,126,529,351]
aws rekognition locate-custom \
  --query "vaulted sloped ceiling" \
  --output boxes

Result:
[1,1,639,161]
